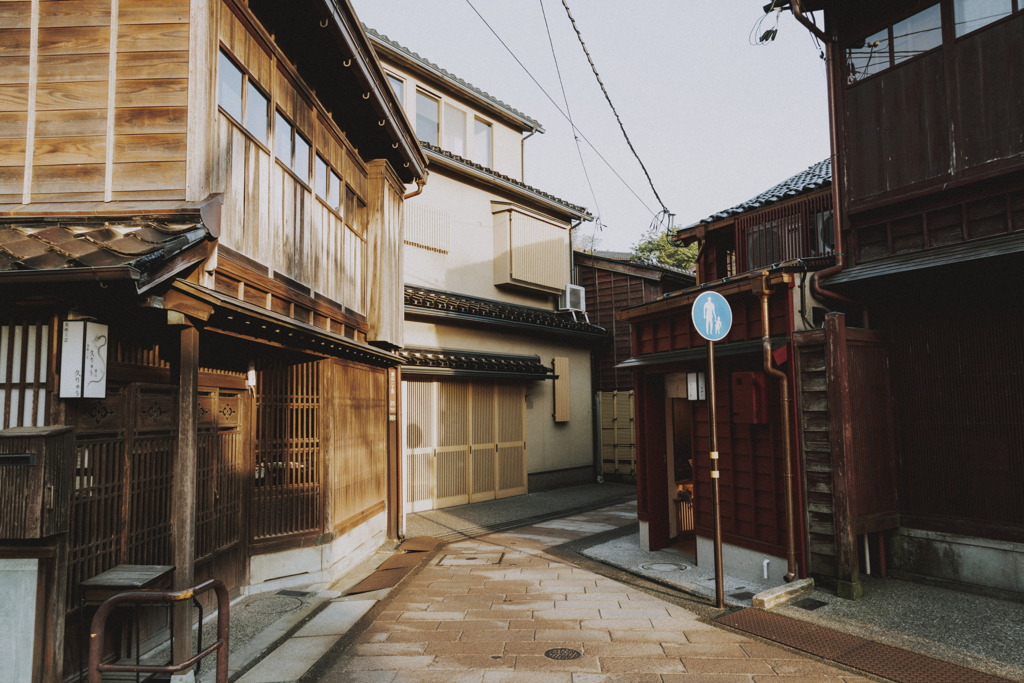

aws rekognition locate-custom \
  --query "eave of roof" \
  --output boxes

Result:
[399,347,555,380]
[674,158,832,243]
[422,143,592,222]
[364,26,544,134]
[0,207,214,292]
[573,250,696,284]
[405,285,606,341]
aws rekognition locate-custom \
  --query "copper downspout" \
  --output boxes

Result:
[759,278,797,581]
[403,177,427,200]
[790,2,860,311]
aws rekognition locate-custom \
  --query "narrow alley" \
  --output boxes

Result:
[306,501,871,683]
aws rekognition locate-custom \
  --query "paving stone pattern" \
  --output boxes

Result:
[319,502,871,682]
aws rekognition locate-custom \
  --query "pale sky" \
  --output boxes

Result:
[352,0,830,253]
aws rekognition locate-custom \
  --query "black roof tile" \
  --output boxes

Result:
[695,157,831,226]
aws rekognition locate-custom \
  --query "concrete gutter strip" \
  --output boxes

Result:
[753,578,815,609]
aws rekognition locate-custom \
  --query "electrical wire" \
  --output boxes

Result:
[538,0,603,242]
[463,0,657,217]
[559,0,671,228]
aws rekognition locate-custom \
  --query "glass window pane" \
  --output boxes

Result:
[218,51,243,122]
[387,74,404,105]
[275,112,292,166]
[954,0,1012,36]
[847,28,890,83]
[330,171,342,212]
[443,104,466,157]
[294,134,310,184]
[893,4,942,65]
[345,187,355,226]
[415,91,439,145]
[474,119,492,169]
[315,156,328,200]
[245,81,268,144]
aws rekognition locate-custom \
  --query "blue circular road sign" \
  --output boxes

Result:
[692,291,732,342]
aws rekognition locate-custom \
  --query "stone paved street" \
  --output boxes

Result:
[315,502,872,682]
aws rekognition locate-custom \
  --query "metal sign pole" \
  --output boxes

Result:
[707,339,724,609]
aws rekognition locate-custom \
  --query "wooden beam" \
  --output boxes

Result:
[170,323,199,666]
[825,313,861,599]
[387,366,401,539]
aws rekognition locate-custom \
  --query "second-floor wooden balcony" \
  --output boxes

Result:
[734,191,835,274]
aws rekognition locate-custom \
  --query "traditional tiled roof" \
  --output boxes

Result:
[696,157,831,225]
[364,26,543,132]
[399,347,552,378]
[421,142,591,219]
[591,250,633,261]
[0,216,209,275]
[405,285,606,338]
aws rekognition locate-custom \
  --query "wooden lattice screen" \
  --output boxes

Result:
[253,362,321,539]
[601,390,636,475]
[0,319,51,429]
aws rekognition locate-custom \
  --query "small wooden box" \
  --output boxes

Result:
[0,426,75,539]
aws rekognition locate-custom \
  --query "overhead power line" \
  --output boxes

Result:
[538,0,602,224]
[463,0,657,217]
[559,0,671,223]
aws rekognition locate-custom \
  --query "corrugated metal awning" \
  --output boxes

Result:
[827,232,1024,285]
[616,337,789,370]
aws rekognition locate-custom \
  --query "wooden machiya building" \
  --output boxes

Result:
[781,0,1024,603]
[617,160,865,591]
[573,251,693,482]
[0,0,427,680]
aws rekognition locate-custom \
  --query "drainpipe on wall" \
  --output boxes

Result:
[790,2,864,319]
[757,274,798,582]
[403,176,427,200]
[521,126,539,182]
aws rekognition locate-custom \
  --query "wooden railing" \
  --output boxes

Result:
[735,193,834,273]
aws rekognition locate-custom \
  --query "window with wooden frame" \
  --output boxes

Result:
[954,0,1018,37]
[386,73,405,107]
[846,3,943,83]
[474,118,492,169]
[444,103,466,157]
[344,186,368,313]
[274,110,311,185]
[416,90,440,146]
[217,49,270,145]
[314,154,344,214]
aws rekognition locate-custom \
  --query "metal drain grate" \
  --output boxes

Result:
[544,648,582,661]
[716,609,1010,683]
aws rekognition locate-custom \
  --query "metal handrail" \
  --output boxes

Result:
[88,578,229,683]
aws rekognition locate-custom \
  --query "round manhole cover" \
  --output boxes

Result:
[246,596,302,614]
[639,562,687,572]
[544,648,582,661]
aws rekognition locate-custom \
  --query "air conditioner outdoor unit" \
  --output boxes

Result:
[559,284,586,312]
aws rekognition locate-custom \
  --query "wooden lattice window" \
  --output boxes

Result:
[1,320,51,429]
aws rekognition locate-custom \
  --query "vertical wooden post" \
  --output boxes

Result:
[825,313,861,599]
[387,366,401,539]
[642,373,669,551]
[171,323,199,666]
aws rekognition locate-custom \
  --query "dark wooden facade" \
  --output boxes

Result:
[575,252,692,392]
[800,0,1024,598]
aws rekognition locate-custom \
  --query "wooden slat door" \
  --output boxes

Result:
[495,384,527,499]
[470,383,497,504]
[435,381,470,508]
[403,380,435,513]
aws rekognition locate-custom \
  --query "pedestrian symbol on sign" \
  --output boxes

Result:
[692,292,732,342]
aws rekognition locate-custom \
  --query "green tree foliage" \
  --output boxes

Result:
[630,226,697,270]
